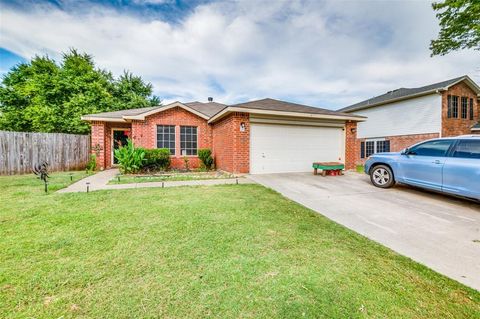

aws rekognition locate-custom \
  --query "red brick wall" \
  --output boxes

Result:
[90,121,106,170]
[355,133,440,165]
[345,121,357,170]
[441,82,479,137]
[212,113,250,173]
[131,107,212,170]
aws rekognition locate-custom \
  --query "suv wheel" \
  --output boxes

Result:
[370,165,395,188]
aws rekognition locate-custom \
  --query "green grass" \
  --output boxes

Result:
[109,171,235,184]
[0,172,479,318]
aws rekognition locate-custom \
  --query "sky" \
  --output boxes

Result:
[0,0,479,109]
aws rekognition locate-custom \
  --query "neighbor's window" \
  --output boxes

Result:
[361,139,389,158]
[407,140,454,157]
[470,98,474,120]
[461,97,468,119]
[180,126,197,156]
[452,96,459,118]
[452,140,480,159]
[157,125,176,155]
[376,140,391,153]
[365,141,375,158]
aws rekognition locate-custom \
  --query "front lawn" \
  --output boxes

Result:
[1,173,479,318]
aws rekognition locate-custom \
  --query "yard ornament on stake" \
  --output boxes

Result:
[33,161,49,193]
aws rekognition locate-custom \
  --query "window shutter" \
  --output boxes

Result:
[360,142,365,159]
[447,95,452,118]
[385,140,390,152]
[470,99,474,120]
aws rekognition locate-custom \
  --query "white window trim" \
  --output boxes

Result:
[179,125,199,157]
[156,124,176,156]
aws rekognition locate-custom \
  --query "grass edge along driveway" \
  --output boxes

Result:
[0,172,479,318]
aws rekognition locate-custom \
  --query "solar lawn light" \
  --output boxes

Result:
[86,182,90,193]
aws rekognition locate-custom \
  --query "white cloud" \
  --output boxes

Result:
[0,0,479,108]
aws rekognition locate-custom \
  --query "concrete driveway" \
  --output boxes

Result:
[249,172,480,291]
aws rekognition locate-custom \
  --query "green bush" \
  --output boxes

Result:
[198,148,214,170]
[114,139,145,174]
[143,148,171,171]
[86,154,97,172]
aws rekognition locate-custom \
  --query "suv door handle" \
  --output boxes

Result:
[432,160,441,164]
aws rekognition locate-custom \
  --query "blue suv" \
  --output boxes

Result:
[364,136,480,200]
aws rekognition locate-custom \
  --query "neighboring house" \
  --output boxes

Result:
[339,75,480,164]
[81,98,364,173]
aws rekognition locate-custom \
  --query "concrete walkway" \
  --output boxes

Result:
[58,169,253,193]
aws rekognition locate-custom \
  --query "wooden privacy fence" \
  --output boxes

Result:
[0,131,90,175]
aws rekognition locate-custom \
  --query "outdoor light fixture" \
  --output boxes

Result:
[240,122,246,132]
[350,127,357,133]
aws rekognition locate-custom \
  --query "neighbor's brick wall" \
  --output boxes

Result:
[355,133,440,165]
[441,82,479,137]
[131,107,213,170]
[344,121,357,170]
[212,113,250,173]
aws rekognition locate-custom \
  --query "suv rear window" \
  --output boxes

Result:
[452,140,480,159]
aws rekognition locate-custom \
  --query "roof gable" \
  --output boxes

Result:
[340,75,480,113]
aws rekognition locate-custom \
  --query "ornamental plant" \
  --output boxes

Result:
[114,139,145,174]
[143,148,171,171]
[198,148,214,170]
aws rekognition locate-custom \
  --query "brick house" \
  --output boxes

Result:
[82,98,364,173]
[339,75,480,165]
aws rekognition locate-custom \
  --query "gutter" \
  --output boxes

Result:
[208,107,366,124]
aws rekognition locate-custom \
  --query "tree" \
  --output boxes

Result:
[0,49,160,134]
[430,0,480,56]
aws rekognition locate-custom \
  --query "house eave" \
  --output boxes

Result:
[208,107,366,124]
[81,116,127,123]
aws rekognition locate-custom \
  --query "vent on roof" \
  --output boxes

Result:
[208,97,213,102]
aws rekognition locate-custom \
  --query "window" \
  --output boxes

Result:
[447,95,452,118]
[470,98,474,120]
[365,141,375,158]
[452,96,459,118]
[407,140,454,157]
[361,139,390,158]
[157,125,175,155]
[461,97,468,119]
[452,140,480,159]
[180,126,197,155]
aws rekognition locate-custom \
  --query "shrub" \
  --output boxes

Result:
[114,139,145,174]
[86,154,97,172]
[198,148,214,170]
[143,148,171,171]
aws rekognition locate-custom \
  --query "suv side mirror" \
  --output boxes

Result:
[401,148,409,155]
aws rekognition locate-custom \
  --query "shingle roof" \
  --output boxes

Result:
[184,101,227,117]
[82,99,364,122]
[339,75,479,113]
[231,98,360,117]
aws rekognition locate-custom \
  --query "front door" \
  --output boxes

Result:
[112,129,130,165]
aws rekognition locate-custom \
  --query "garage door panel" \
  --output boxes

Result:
[250,123,344,174]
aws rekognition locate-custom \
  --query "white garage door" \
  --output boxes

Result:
[250,123,344,174]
